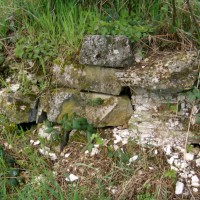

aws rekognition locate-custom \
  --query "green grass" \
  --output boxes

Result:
[0,0,199,84]
[0,1,199,199]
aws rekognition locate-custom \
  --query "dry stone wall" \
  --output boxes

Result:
[0,35,199,132]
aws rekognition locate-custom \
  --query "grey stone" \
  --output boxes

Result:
[79,35,133,67]
[117,51,199,93]
[38,88,133,127]
[52,61,122,95]
[0,89,38,123]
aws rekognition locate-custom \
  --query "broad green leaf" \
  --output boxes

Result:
[45,127,54,133]
[8,178,19,187]
[72,119,81,130]
[14,45,24,58]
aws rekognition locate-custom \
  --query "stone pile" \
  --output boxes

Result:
[0,35,134,127]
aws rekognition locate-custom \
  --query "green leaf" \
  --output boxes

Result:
[8,178,19,187]
[77,117,87,125]
[63,123,72,132]
[187,91,196,102]
[87,124,94,134]
[87,143,94,152]
[193,87,200,99]
[45,120,52,127]
[14,45,24,58]
[5,157,15,167]
[86,131,92,142]
[72,119,81,130]
[45,127,54,133]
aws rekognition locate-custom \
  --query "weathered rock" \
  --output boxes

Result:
[117,51,199,93]
[52,61,122,95]
[83,93,133,127]
[37,88,133,127]
[37,88,81,122]
[131,88,179,112]
[79,35,133,67]
[0,89,38,123]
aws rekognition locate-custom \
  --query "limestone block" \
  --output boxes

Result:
[52,61,122,95]
[38,88,133,127]
[37,88,81,122]
[117,51,199,93]
[131,88,179,112]
[0,89,38,123]
[79,35,133,67]
[83,93,133,127]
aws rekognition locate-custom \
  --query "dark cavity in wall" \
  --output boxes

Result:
[37,111,47,123]
[120,86,132,99]
[120,86,134,110]
[17,122,37,131]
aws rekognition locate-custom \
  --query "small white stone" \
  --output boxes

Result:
[167,157,174,165]
[85,150,89,154]
[39,148,49,156]
[180,161,188,169]
[191,182,200,187]
[164,145,171,155]
[171,166,179,171]
[113,145,119,151]
[49,153,57,161]
[196,158,200,167]
[188,173,193,178]
[60,152,65,157]
[149,167,154,170]
[174,160,181,168]
[20,105,27,110]
[180,172,188,179]
[122,139,128,145]
[114,135,122,144]
[154,149,158,155]
[90,147,99,156]
[193,188,198,193]
[30,140,34,144]
[113,128,118,134]
[174,121,179,126]
[191,175,199,184]
[173,154,179,159]
[120,129,130,137]
[65,153,71,158]
[185,153,194,161]
[33,140,40,146]
[38,126,51,140]
[94,144,99,148]
[129,155,138,163]
[175,181,184,195]
[190,171,195,175]
[111,188,117,194]
[65,174,79,182]
[113,49,119,54]
[10,84,20,92]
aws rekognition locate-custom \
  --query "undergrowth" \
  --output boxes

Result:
[0,0,200,199]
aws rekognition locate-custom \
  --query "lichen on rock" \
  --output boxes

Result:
[79,35,133,67]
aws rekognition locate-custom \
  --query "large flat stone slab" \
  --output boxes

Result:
[38,88,133,127]
[52,61,122,95]
[79,35,133,67]
[117,51,199,93]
